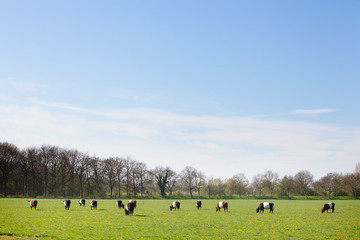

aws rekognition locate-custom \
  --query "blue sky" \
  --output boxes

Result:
[1,1,359,180]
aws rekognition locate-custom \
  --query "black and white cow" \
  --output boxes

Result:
[256,202,274,213]
[125,201,136,215]
[117,200,124,209]
[28,199,38,210]
[196,201,202,210]
[78,199,85,207]
[216,201,228,212]
[321,202,335,213]
[90,200,97,210]
[170,201,180,211]
[63,200,71,210]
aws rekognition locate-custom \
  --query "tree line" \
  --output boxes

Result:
[1,142,359,199]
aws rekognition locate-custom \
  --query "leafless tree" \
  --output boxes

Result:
[74,152,90,198]
[180,166,198,198]
[342,173,360,198]
[294,170,314,199]
[227,173,249,197]
[263,171,279,197]
[252,173,265,196]
[355,162,360,175]
[279,175,295,199]
[194,171,206,196]
[136,162,148,198]
[40,145,59,197]
[114,157,125,197]
[314,173,341,199]
[103,158,117,198]
[88,156,104,197]
[166,168,178,195]
[0,142,20,196]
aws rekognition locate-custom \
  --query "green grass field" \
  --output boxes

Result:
[0,198,359,239]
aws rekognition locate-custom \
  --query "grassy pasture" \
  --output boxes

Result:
[0,199,359,239]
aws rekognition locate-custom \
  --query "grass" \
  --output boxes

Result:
[0,198,359,239]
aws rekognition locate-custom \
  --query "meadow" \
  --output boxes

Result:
[0,198,359,239]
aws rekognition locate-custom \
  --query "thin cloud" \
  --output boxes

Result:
[27,97,99,114]
[290,108,337,115]
[1,100,358,180]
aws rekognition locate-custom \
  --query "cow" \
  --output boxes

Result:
[128,200,137,209]
[28,199,38,210]
[63,200,71,210]
[125,201,136,215]
[216,201,228,212]
[90,200,97,210]
[256,202,274,213]
[196,201,202,210]
[117,200,124,209]
[78,199,85,207]
[321,202,335,213]
[170,201,180,211]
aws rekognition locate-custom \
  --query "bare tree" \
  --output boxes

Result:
[40,145,59,197]
[88,156,104,197]
[180,166,198,198]
[343,173,360,198]
[136,162,148,198]
[166,168,178,195]
[0,142,20,196]
[74,152,90,198]
[124,158,134,197]
[294,170,314,199]
[227,173,249,197]
[252,173,265,196]
[114,157,125,197]
[263,171,279,197]
[355,162,360,175]
[195,171,206,196]
[103,158,117,198]
[279,175,295,199]
[314,173,341,199]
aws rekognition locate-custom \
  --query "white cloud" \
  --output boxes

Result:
[0,100,358,180]
[290,108,337,115]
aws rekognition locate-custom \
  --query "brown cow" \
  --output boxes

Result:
[216,201,228,212]
[321,202,335,213]
[28,199,38,210]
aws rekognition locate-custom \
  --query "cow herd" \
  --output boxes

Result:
[27,199,336,215]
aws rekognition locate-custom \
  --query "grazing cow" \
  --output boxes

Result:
[117,200,124,209]
[28,200,38,210]
[170,201,180,211]
[196,201,202,210]
[63,200,71,210]
[256,202,274,213]
[216,201,228,212]
[78,199,85,207]
[321,202,335,213]
[128,200,137,209]
[125,201,135,215]
[90,200,97,210]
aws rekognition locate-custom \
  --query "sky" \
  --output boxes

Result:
[1,1,359,181]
